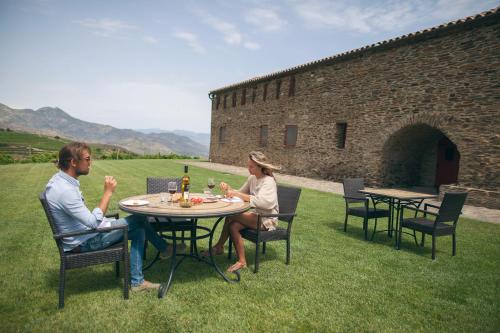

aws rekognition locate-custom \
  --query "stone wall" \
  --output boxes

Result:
[209,11,500,209]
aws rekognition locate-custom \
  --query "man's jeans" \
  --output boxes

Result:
[79,215,167,287]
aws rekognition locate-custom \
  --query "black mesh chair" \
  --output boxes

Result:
[397,192,467,260]
[342,178,390,240]
[228,185,301,273]
[145,177,195,258]
[39,191,129,309]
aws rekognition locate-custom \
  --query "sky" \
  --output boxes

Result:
[0,0,497,133]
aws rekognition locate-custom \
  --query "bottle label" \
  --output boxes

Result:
[183,185,190,200]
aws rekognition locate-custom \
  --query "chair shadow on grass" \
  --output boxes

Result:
[142,245,281,283]
[45,265,127,297]
[326,218,440,259]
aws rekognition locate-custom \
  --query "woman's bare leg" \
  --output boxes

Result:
[229,212,260,266]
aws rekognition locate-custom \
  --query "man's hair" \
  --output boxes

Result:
[57,142,91,170]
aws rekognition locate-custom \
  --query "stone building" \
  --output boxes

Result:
[208,8,500,209]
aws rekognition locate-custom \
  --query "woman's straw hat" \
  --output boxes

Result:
[248,151,281,171]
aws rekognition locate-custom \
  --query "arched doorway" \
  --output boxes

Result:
[381,124,460,189]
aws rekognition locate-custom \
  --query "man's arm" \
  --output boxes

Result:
[98,176,117,215]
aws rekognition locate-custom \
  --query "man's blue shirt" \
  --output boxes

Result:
[45,171,103,251]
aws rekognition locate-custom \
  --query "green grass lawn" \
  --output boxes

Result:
[1,160,499,332]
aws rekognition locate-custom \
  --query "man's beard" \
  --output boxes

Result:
[76,168,89,176]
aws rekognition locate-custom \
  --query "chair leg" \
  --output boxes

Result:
[115,261,120,277]
[124,255,129,300]
[432,235,436,260]
[412,230,418,247]
[58,264,65,309]
[254,242,260,273]
[452,232,456,256]
[262,242,266,254]
[344,213,348,232]
[286,238,291,265]
[227,238,232,259]
[397,222,402,250]
[143,240,148,260]
[421,233,425,247]
[371,218,378,241]
[363,217,368,240]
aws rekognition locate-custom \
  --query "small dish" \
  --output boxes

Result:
[122,199,149,206]
[179,201,193,208]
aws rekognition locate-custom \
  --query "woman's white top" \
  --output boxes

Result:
[239,175,279,230]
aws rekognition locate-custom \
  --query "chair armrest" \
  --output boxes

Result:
[53,223,128,240]
[424,203,440,210]
[404,206,439,217]
[343,196,367,202]
[105,213,119,219]
[259,213,296,218]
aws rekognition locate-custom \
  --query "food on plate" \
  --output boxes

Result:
[179,201,192,208]
[170,193,182,202]
[190,196,204,205]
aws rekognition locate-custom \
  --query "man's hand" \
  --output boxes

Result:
[99,176,117,214]
[104,176,117,194]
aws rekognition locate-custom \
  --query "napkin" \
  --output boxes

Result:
[221,197,243,203]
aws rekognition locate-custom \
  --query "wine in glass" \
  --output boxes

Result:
[207,178,215,196]
[167,181,177,206]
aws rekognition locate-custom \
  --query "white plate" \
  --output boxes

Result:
[122,199,149,206]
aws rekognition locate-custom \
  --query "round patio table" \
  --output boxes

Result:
[119,193,250,298]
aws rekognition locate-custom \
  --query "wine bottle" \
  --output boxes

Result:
[181,165,190,202]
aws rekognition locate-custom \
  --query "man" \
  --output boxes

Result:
[45,142,170,291]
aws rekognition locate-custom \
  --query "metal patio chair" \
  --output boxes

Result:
[228,185,302,273]
[39,191,129,309]
[397,192,467,260]
[144,177,195,263]
[342,178,390,240]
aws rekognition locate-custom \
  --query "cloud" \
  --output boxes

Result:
[293,0,416,33]
[245,8,287,32]
[292,0,497,34]
[195,9,263,51]
[173,31,206,54]
[244,41,261,50]
[75,18,137,37]
[200,13,242,45]
[143,36,159,44]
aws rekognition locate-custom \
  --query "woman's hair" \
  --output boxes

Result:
[261,166,273,177]
[57,142,91,170]
[248,151,275,178]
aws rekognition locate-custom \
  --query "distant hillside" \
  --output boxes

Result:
[0,130,135,155]
[137,128,210,148]
[0,103,208,156]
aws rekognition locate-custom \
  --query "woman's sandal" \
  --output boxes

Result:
[200,247,224,257]
[227,261,247,273]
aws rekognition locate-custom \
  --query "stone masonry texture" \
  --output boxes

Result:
[208,9,500,209]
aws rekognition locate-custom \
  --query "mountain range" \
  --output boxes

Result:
[0,103,209,156]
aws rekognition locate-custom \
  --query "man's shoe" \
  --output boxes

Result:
[131,280,160,292]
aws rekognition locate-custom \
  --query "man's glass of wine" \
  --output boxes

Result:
[167,181,177,206]
[207,178,215,196]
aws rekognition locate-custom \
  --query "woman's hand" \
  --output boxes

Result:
[219,182,231,194]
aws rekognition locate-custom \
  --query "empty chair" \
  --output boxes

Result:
[39,191,129,308]
[397,192,467,260]
[342,178,390,240]
[145,177,195,256]
[228,185,301,273]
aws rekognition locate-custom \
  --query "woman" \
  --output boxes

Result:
[202,151,280,273]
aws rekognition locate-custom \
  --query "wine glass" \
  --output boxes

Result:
[167,182,177,206]
[207,178,215,196]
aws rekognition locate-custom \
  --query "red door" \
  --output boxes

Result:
[435,137,460,187]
